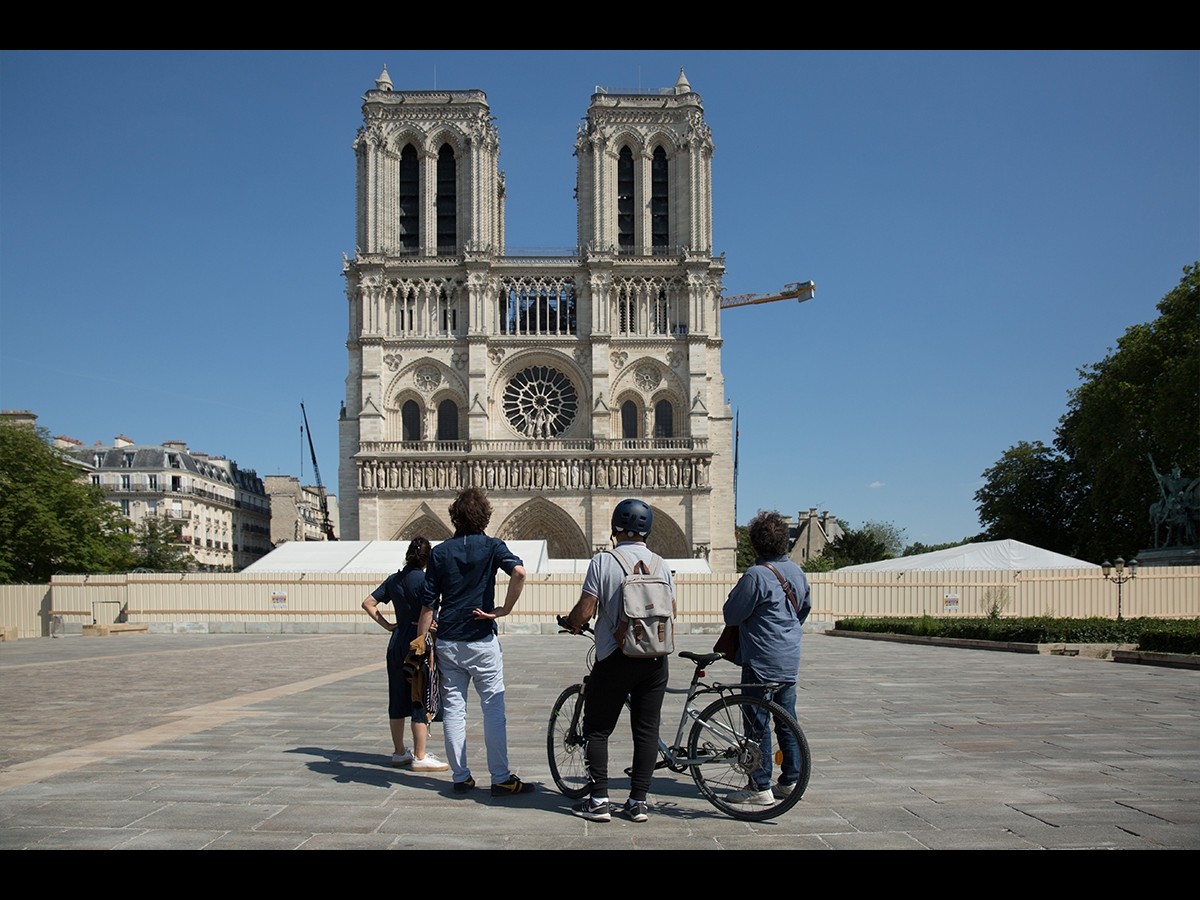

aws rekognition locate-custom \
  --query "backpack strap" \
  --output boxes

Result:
[606,547,651,576]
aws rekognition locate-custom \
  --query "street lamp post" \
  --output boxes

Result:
[1101,556,1138,620]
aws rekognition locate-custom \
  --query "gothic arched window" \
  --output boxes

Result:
[651,145,669,251]
[437,143,456,254]
[621,400,639,440]
[398,144,419,251]
[437,399,459,441]
[617,145,634,252]
[653,399,674,439]
[401,399,421,441]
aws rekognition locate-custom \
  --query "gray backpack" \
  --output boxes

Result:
[607,548,676,658]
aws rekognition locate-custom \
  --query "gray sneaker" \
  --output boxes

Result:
[725,786,775,806]
[572,798,611,822]
[772,782,794,800]
[619,799,649,823]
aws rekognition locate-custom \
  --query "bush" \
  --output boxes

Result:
[833,616,1200,654]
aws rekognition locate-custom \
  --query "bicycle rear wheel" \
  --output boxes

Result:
[687,694,810,821]
[547,683,590,798]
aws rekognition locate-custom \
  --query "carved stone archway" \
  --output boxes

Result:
[392,503,452,541]
[496,498,590,560]
[646,507,689,559]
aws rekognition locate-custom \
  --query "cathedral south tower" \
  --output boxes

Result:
[339,67,735,570]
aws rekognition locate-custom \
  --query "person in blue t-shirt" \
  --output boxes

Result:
[414,487,532,797]
[362,536,449,773]
[721,509,811,807]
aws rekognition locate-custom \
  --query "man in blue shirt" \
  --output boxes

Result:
[415,487,532,797]
[721,509,811,806]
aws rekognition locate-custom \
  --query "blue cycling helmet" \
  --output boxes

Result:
[611,498,653,536]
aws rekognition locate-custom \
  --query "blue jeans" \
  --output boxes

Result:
[436,635,510,785]
[740,667,802,791]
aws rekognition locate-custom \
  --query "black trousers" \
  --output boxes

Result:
[581,651,669,801]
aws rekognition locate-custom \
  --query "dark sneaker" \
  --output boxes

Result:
[572,798,611,822]
[490,775,535,797]
[619,799,649,823]
[452,777,476,794]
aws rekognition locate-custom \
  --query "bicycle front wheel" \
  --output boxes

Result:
[687,695,810,821]
[547,683,590,798]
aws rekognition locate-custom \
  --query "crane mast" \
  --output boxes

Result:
[300,402,337,541]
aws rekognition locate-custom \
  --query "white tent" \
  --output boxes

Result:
[837,539,1098,573]
[242,540,711,575]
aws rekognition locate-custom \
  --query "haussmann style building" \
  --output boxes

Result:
[73,436,272,571]
[338,67,736,570]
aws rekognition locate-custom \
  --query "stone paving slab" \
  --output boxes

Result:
[1,631,1198,850]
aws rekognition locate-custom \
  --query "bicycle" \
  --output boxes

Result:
[547,616,811,821]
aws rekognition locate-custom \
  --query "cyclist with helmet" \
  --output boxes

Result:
[563,498,674,823]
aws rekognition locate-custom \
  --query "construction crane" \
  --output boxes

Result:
[720,280,815,310]
[722,279,815,530]
[300,402,337,541]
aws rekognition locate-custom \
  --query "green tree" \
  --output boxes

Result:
[1056,263,1200,561]
[860,520,906,557]
[799,553,836,573]
[734,525,755,572]
[0,422,133,583]
[974,440,1082,556]
[130,516,194,572]
[820,528,890,569]
[974,263,1200,562]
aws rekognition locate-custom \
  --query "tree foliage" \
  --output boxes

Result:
[975,440,1082,556]
[975,263,1200,562]
[819,527,890,569]
[0,423,133,583]
[734,525,755,572]
[860,520,906,557]
[130,516,194,572]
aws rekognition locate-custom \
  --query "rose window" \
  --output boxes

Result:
[503,366,578,438]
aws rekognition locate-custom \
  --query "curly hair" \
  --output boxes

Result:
[405,535,431,569]
[448,487,493,535]
[748,509,790,560]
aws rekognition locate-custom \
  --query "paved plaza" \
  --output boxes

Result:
[1,630,1197,850]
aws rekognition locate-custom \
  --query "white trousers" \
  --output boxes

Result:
[435,635,510,785]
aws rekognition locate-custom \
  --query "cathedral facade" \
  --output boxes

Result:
[338,68,735,570]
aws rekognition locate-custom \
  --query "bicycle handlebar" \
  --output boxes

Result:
[556,614,593,635]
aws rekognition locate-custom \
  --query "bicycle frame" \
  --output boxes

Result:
[659,653,783,769]
[565,648,782,772]
[549,619,811,821]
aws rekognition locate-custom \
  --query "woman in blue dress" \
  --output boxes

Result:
[362,536,449,772]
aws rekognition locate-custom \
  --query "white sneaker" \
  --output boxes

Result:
[772,782,794,800]
[411,753,450,772]
[391,750,414,768]
[726,786,776,806]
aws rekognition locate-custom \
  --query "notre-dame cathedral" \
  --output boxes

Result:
[338,67,735,571]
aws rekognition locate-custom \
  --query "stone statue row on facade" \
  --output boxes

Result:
[358,455,712,493]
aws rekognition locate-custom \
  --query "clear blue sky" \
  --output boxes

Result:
[2,50,1196,547]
